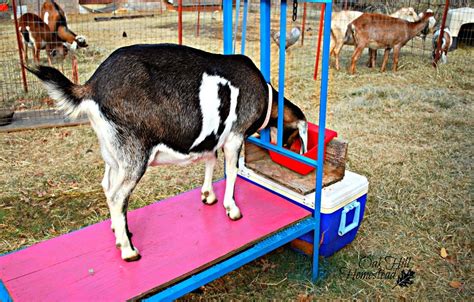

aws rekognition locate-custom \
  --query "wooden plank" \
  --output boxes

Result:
[0,109,88,133]
[0,177,310,301]
[244,139,348,195]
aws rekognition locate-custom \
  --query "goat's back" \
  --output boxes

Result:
[85,44,268,153]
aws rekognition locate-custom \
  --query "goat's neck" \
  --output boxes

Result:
[408,18,430,38]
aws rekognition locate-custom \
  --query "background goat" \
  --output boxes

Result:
[432,27,452,64]
[41,0,88,50]
[348,11,435,74]
[26,44,308,261]
[18,13,68,65]
[330,7,423,70]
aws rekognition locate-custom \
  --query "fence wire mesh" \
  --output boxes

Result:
[0,0,472,127]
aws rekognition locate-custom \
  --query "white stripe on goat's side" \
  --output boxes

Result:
[191,73,239,149]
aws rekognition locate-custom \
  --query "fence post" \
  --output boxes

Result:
[433,0,450,66]
[11,0,28,93]
[178,0,183,44]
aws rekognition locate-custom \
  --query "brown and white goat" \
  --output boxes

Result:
[41,0,88,50]
[348,11,435,74]
[18,13,68,65]
[432,27,452,64]
[26,44,308,261]
[330,8,421,70]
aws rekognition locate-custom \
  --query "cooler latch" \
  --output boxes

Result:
[338,200,361,236]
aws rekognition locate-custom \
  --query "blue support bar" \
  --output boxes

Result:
[247,136,319,168]
[240,0,249,55]
[277,0,287,148]
[259,0,271,143]
[259,0,271,81]
[223,0,233,55]
[0,281,13,302]
[145,218,316,301]
[233,0,241,53]
[312,3,332,282]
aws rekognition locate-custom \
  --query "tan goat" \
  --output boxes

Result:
[348,11,435,74]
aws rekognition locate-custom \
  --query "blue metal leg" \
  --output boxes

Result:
[223,0,233,54]
[312,3,333,282]
[259,0,271,143]
[277,0,287,148]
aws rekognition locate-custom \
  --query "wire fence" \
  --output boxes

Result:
[0,0,472,127]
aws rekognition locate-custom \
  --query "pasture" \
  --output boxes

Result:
[0,5,473,300]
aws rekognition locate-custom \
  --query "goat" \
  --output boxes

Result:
[18,13,68,66]
[26,44,309,261]
[330,8,420,70]
[348,11,435,74]
[40,0,88,50]
[419,9,437,40]
[432,27,452,64]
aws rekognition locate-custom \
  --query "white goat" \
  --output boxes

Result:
[26,44,308,261]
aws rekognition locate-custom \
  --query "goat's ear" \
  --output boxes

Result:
[64,42,72,50]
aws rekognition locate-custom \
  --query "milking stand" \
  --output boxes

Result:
[0,1,334,301]
[148,0,334,300]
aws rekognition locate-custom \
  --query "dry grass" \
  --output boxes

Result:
[0,10,473,300]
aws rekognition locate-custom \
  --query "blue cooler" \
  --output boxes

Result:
[299,171,369,257]
[238,160,368,257]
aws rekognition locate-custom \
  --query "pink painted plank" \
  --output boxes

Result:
[0,177,310,301]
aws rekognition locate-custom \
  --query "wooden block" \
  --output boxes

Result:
[244,139,348,195]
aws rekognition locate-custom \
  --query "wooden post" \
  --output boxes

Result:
[313,3,325,80]
[178,0,183,44]
[300,2,307,46]
[433,0,450,67]
[72,56,79,84]
[196,0,201,37]
[11,0,28,93]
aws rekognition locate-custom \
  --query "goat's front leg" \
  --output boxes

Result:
[201,153,218,205]
[222,133,244,220]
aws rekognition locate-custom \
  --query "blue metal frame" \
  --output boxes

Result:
[146,0,333,299]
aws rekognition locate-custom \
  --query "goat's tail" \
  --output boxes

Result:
[25,65,89,118]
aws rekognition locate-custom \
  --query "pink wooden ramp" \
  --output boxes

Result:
[0,177,310,301]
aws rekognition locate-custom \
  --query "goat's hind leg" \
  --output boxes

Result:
[222,133,244,220]
[201,153,218,205]
[104,159,146,261]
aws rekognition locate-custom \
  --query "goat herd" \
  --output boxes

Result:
[17,1,451,73]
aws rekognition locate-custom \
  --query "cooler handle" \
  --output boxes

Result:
[338,200,361,236]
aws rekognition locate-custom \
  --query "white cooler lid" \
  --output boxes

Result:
[321,171,369,212]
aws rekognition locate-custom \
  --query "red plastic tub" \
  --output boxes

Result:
[0,4,8,11]
[269,122,337,175]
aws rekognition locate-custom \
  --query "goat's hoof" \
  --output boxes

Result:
[201,191,217,205]
[115,243,121,249]
[226,208,242,221]
[122,247,141,262]
[124,253,141,262]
